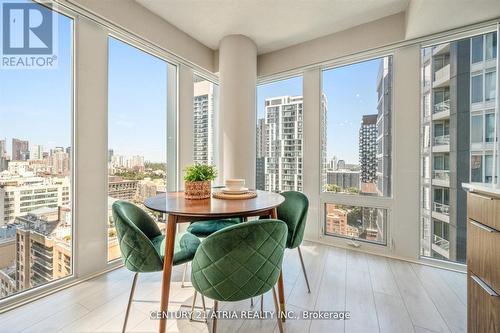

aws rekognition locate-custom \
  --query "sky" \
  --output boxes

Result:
[1,1,382,166]
[0,1,168,163]
[0,3,72,156]
[257,58,382,164]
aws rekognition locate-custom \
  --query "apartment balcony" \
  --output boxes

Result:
[431,234,450,258]
[432,43,450,57]
[433,64,450,88]
[433,134,450,146]
[432,100,450,120]
[432,170,450,186]
[432,202,450,223]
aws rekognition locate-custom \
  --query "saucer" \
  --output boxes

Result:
[221,187,249,194]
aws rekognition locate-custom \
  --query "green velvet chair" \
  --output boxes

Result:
[112,200,201,333]
[262,191,310,291]
[186,217,244,238]
[181,217,243,288]
[191,219,287,333]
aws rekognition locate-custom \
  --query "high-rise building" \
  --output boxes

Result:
[108,176,138,201]
[12,139,29,161]
[14,207,71,291]
[108,149,114,163]
[326,170,361,190]
[376,57,392,197]
[337,159,346,170]
[256,118,268,190]
[193,79,217,165]
[48,148,70,176]
[256,118,267,158]
[0,140,8,172]
[0,176,71,225]
[0,140,6,157]
[327,156,338,171]
[264,96,304,192]
[325,205,359,238]
[29,145,44,160]
[420,32,497,263]
[359,115,378,194]
[262,95,327,192]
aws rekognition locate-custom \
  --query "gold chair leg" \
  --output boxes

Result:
[181,263,188,288]
[190,290,198,321]
[212,300,218,333]
[201,294,207,313]
[123,272,139,333]
[271,286,284,333]
[297,246,311,293]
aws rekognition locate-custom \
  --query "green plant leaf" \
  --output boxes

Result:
[183,164,217,182]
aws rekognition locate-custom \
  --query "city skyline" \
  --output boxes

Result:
[257,59,382,165]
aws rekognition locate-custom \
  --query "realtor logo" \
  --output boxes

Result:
[1,1,58,69]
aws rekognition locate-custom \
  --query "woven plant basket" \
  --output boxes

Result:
[185,180,211,199]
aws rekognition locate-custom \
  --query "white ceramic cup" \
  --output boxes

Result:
[225,179,245,190]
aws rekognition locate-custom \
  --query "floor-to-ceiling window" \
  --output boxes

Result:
[193,75,219,173]
[321,56,393,245]
[107,37,170,261]
[0,2,73,299]
[255,76,304,192]
[420,31,498,264]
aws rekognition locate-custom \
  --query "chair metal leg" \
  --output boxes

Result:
[190,290,198,320]
[297,246,311,293]
[123,272,139,333]
[212,300,218,333]
[250,297,254,307]
[201,294,207,313]
[181,263,188,288]
[271,286,284,333]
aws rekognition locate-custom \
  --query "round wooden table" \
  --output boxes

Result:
[144,190,286,333]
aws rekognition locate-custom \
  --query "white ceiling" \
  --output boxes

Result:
[135,0,410,54]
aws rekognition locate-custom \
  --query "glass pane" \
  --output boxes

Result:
[471,74,483,103]
[420,32,498,264]
[423,94,430,116]
[256,76,303,192]
[193,75,219,169]
[485,154,493,183]
[0,6,73,299]
[485,113,495,142]
[485,71,496,102]
[471,36,484,63]
[107,38,168,261]
[485,32,497,60]
[471,115,483,143]
[471,155,483,182]
[322,56,392,196]
[324,203,387,244]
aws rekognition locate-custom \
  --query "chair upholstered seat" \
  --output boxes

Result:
[151,232,201,266]
[191,219,287,302]
[187,218,240,237]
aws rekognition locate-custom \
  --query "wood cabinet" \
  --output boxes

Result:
[466,190,500,333]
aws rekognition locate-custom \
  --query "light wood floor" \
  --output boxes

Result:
[0,242,467,333]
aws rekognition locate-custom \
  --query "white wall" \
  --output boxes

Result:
[74,16,109,277]
[218,35,257,185]
[405,0,500,40]
[257,13,406,77]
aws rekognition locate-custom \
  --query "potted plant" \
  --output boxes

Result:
[183,164,217,199]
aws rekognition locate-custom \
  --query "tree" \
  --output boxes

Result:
[326,184,341,192]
